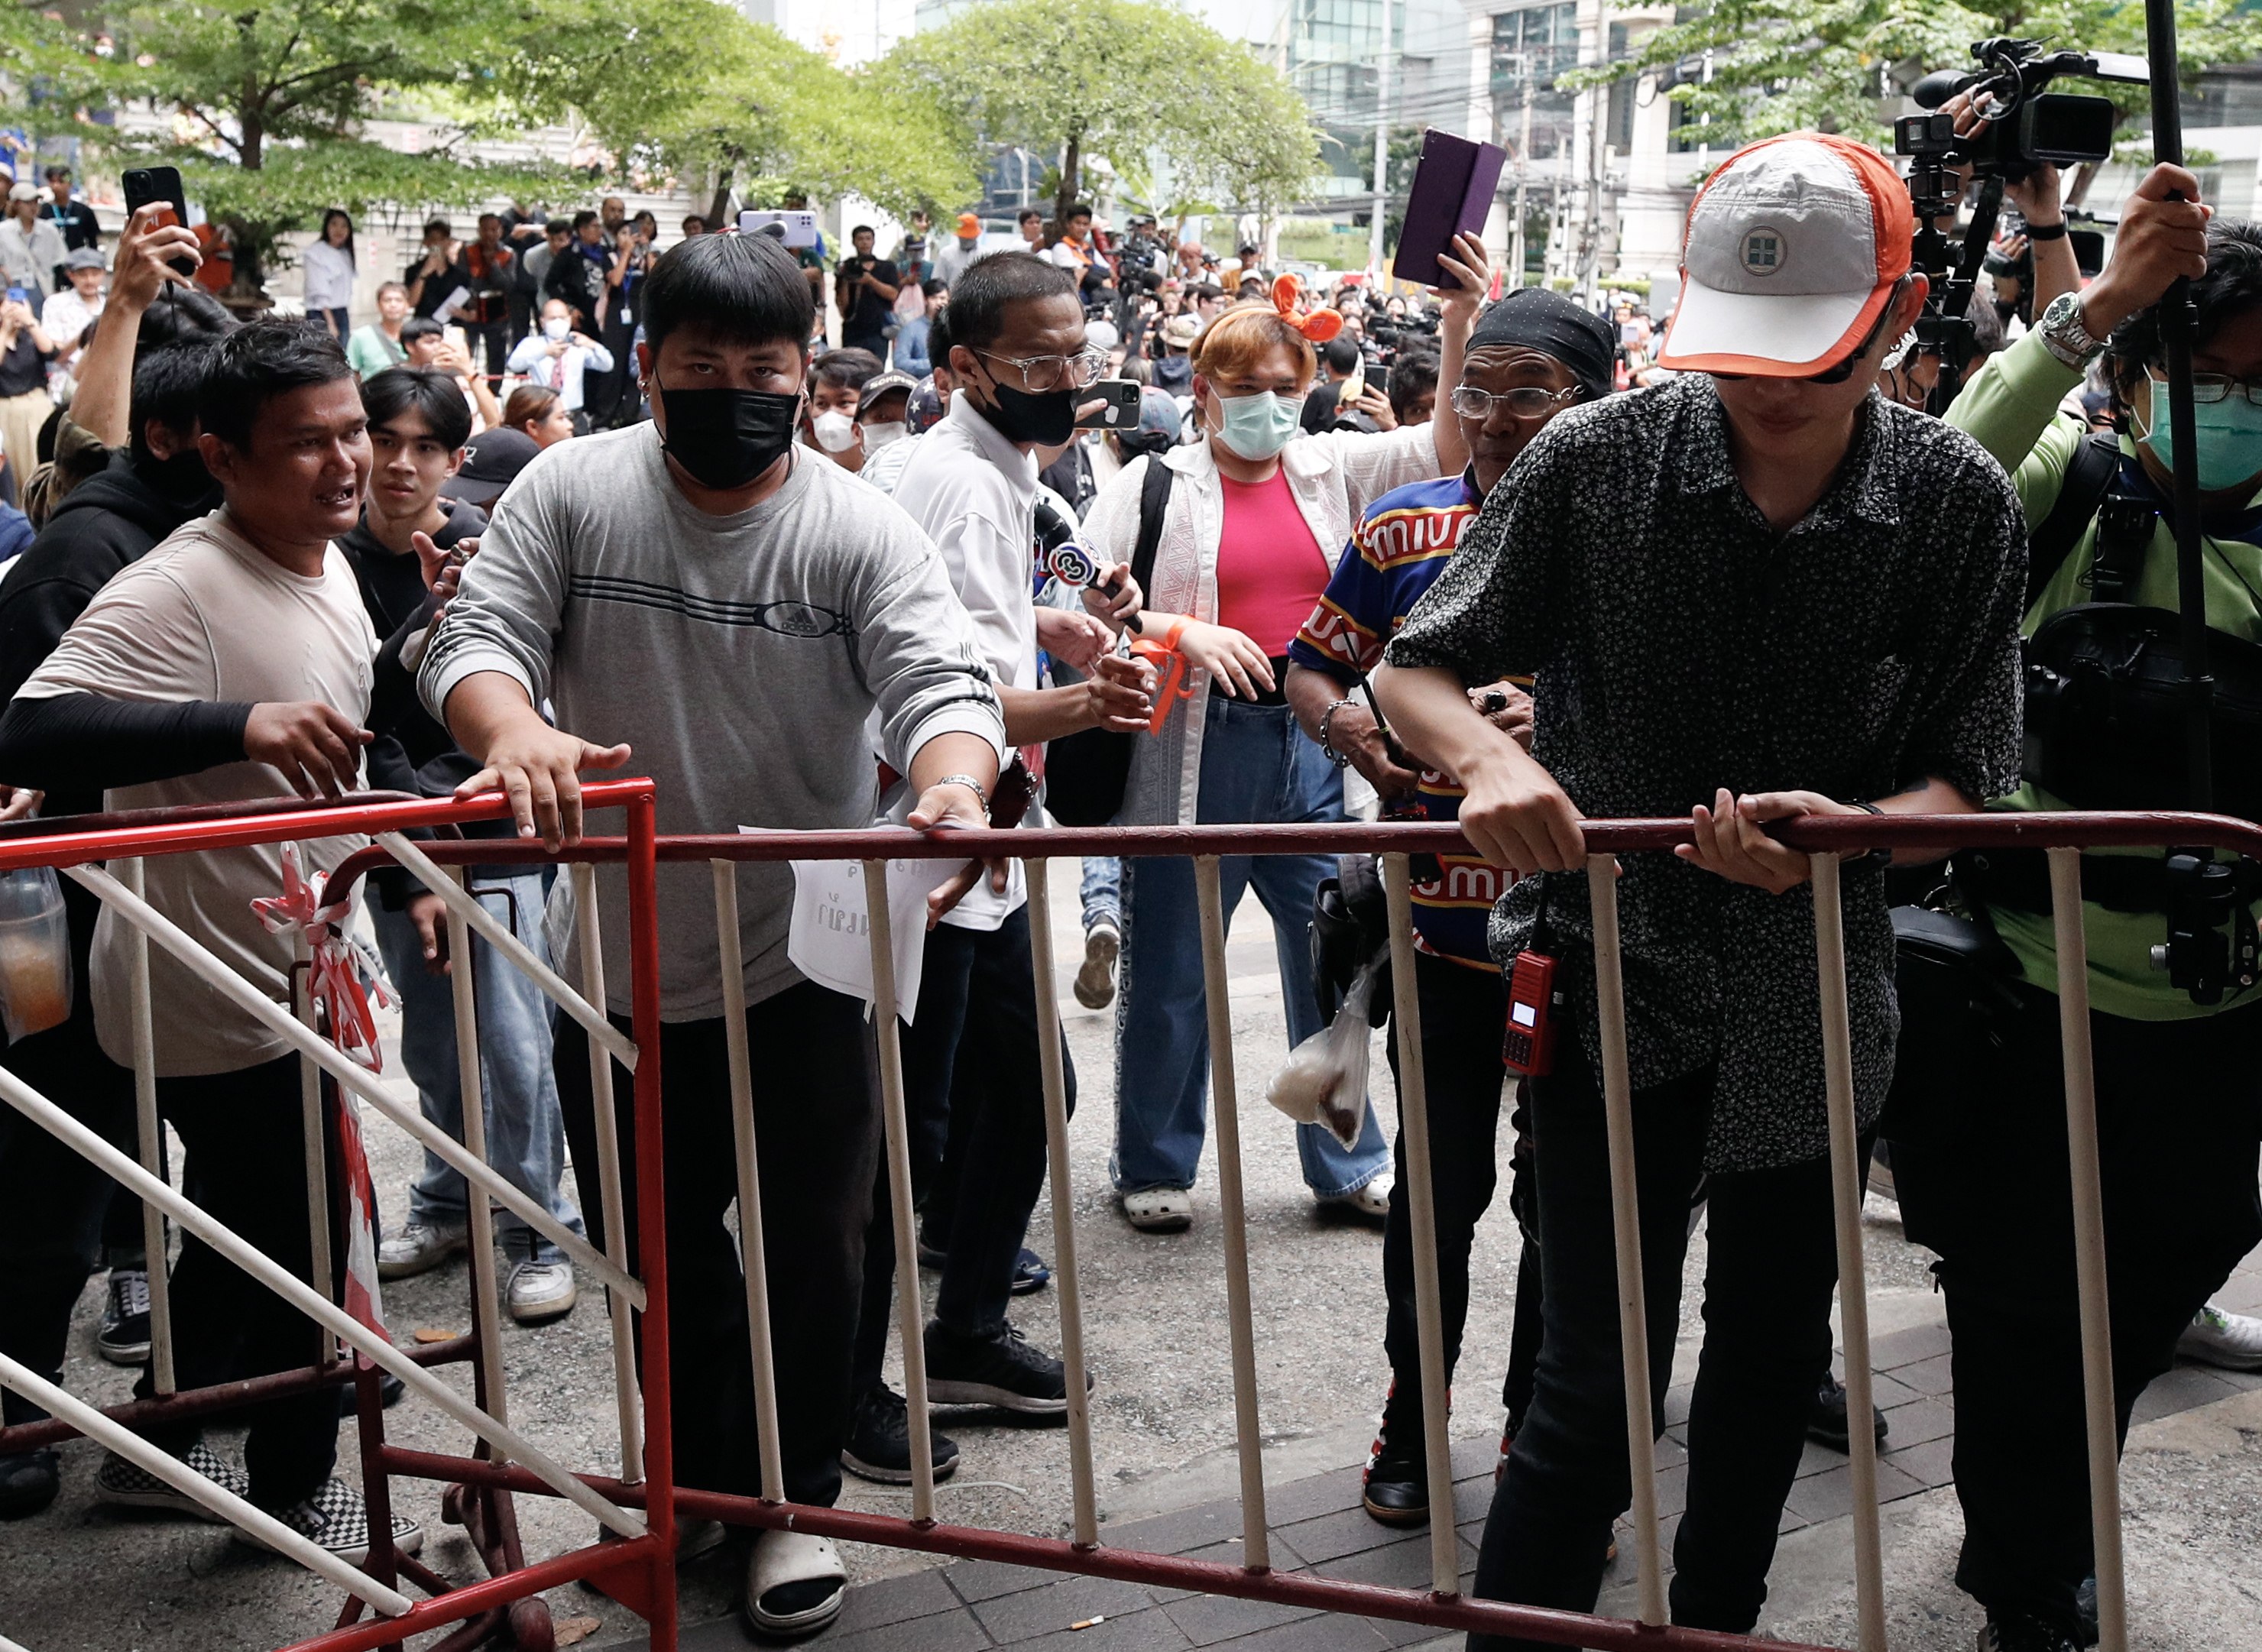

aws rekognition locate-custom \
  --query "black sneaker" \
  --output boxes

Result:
[1807,1375,1888,1452]
[1361,1381,1428,1527]
[923,1320,1087,1415]
[1978,1614,2082,1652]
[1010,1247,1052,1296]
[335,1370,407,1419]
[0,1448,59,1519]
[841,1385,960,1485]
[235,1477,424,1564]
[98,1268,151,1365]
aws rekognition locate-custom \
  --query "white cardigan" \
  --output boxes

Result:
[1081,420,1442,826]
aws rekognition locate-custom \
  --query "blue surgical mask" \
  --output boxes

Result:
[1214,390,1304,462]
[2137,372,2262,494]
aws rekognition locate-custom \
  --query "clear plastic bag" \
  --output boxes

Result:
[0,865,73,1043]
[1266,952,1377,1150]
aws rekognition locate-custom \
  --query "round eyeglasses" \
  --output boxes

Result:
[1448,384,1583,419]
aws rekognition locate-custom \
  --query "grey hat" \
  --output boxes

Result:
[63,247,105,273]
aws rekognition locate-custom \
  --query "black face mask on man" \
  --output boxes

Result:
[976,376,1079,447]
[655,377,802,490]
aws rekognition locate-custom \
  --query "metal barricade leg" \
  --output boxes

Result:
[712,861,786,1502]
[2049,847,2127,1652]
[1193,855,1271,1571]
[1025,859,1100,1547]
[119,857,176,1394]
[863,858,937,1523]
[445,871,509,1432]
[1810,854,1888,1652]
[1379,854,1460,1599]
[572,862,645,1485]
[1586,854,1666,1627]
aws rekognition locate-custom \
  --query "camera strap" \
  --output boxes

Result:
[2025,429,2123,607]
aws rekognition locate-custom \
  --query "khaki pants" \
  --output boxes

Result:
[0,386,53,507]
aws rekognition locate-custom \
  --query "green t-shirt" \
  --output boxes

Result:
[1947,328,2262,1019]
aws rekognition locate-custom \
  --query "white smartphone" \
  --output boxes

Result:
[737,209,818,249]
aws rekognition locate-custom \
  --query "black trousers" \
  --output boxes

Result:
[1379,952,1543,1423]
[138,1057,342,1508]
[852,909,1073,1396]
[1471,1049,1851,1647]
[583,314,636,426]
[466,319,511,391]
[0,875,147,1431]
[1894,984,2262,1635]
[556,981,880,1508]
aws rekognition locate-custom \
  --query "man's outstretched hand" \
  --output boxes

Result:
[455,723,633,849]
[909,775,1003,928]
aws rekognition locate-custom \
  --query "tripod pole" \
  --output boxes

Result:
[2148,0,2214,810]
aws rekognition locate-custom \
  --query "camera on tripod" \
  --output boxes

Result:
[1894,37,2147,180]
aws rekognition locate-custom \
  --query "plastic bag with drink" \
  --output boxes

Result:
[0,865,72,1042]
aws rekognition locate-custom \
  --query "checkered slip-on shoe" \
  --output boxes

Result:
[234,1478,425,1563]
[94,1443,248,1521]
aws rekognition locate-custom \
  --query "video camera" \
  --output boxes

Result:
[1889,37,2147,413]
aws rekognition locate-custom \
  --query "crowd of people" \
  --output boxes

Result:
[0,121,2257,1652]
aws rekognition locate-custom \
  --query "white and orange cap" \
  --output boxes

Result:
[1657,133,1914,378]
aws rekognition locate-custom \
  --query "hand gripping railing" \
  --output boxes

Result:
[329,806,2251,1652]
[0,780,679,1652]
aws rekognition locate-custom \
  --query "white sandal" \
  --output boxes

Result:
[1122,1187,1194,1233]
[744,1528,845,1638]
[1320,1174,1392,1223]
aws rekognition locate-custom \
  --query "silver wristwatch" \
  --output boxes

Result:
[2035,290,2105,371]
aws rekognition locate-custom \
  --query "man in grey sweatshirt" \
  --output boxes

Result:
[419,230,1006,1638]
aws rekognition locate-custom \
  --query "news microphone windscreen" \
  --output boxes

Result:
[1047,543,1099,588]
[1910,69,1972,109]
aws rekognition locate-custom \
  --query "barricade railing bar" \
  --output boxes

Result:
[9,800,2248,1652]
[0,780,678,1652]
[316,806,2244,1652]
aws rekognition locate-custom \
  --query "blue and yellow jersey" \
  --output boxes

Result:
[1288,471,1507,972]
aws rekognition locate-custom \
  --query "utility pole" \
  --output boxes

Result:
[1368,0,1393,276]
[1511,75,1534,288]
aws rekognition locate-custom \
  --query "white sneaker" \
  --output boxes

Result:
[1075,917,1120,1010]
[506,1259,578,1325]
[235,1477,424,1563]
[2179,1303,2262,1370]
[376,1221,468,1281]
[1320,1174,1392,1224]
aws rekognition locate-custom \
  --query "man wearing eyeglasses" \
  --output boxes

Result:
[1282,288,1616,1529]
[1372,134,2029,1646]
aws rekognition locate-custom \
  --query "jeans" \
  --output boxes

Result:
[1112,695,1387,1198]
[853,909,1075,1394]
[315,306,350,339]
[139,1057,342,1508]
[1894,985,2262,1635]
[370,869,581,1265]
[555,981,880,1507]
[1470,1045,1849,1647]
[1080,857,1120,933]
[0,873,143,1429]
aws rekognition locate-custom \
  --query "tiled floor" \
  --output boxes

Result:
[609,1310,2262,1651]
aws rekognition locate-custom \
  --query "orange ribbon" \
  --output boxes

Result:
[1131,617,1197,736]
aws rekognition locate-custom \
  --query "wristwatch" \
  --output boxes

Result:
[2035,290,2105,372]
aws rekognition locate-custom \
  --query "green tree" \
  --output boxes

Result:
[880,0,1321,239]
[1569,0,2262,157]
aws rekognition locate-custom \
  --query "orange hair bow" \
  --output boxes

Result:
[1271,272,1343,344]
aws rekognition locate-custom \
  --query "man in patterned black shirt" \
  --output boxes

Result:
[1376,134,2027,1646]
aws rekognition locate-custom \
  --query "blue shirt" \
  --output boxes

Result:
[1288,470,1504,970]
[895,315,932,379]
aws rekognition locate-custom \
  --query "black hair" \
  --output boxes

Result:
[1385,348,1439,423]
[320,207,355,269]
[43,164,66,182]
[129,338,217,465]
[135,283,238,352]
[1019,208,1042,225]
[1965,288,2006,360]
[2110,219,2262,397]
[1191,283,1223,303]
[1066,203,1093,222]
[545,215,572,236]
[361,365,472,451]
[947,252,1076,355]
[572,209,598,232]
[640,228,814,357]
[927,306,954,371]
[922,277,947,299]
[682,215,706,234]
[196,319,355,452]
[400,316,445,345]
[812,347,884,394]
[423,217,451,238]
[1321,336,1360,374]
[851,224,876,241]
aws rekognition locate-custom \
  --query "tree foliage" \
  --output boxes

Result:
[1570,0,2262,154]
[880,0,1321,235]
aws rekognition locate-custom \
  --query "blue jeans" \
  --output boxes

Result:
[1111,696,1388,1198]
[371,867,582,1264]
[1080,857,1120,931]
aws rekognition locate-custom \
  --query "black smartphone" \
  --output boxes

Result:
[1075,378,1142,430]
[122,166,196,277]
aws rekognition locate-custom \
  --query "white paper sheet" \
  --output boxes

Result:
[740,833,961,1024]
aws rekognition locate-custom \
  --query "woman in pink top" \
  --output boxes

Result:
[1081,245,1490,1233]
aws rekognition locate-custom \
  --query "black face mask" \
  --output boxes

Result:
[1154,355,1193,392]
[655,378,802,491]
[978,379,1079,447]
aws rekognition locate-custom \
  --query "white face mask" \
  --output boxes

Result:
[860,419,908,452]
[812,410,860,453]
[542,316,571,341]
